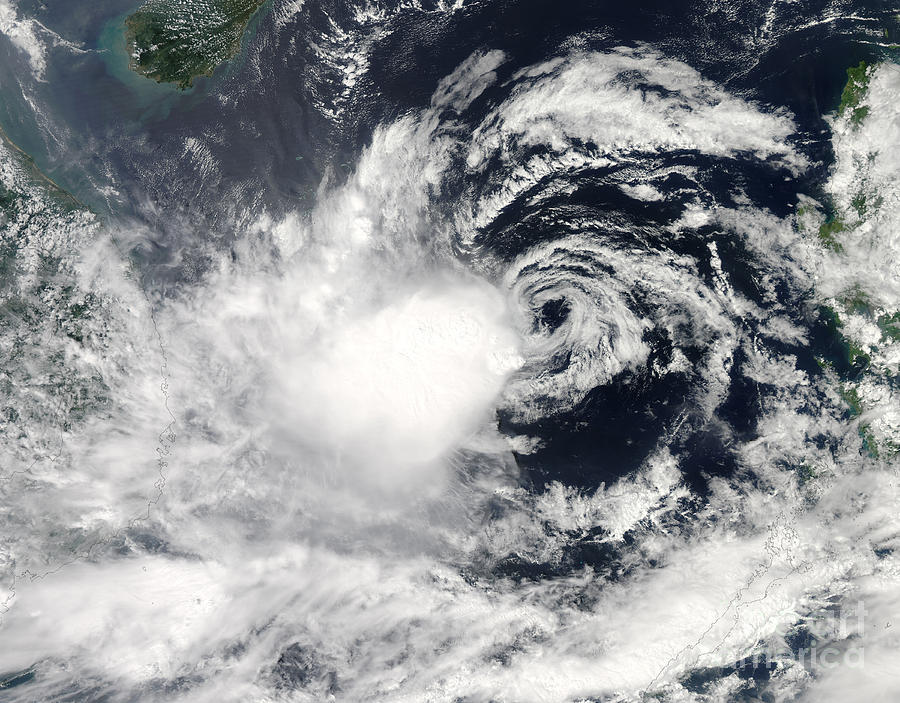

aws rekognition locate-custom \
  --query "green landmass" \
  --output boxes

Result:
[0,124,82,209]
[811,60,900,460]
[817,216,845,252]
[838,285,873,316]
[125,0,268,89]
[797,463,817,485]
[861,424,880,458]
[877,311,900,342]
[838,61,871,127]
[839,384,863,416]
[0,127,109,442]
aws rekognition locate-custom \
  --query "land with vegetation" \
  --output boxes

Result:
[125,0,268,89]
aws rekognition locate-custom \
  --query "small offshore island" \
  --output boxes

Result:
[125,0,268,89]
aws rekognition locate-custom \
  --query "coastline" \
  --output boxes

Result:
[0,122,85,210]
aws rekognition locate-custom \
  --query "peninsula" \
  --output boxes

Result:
[124,0,268,90]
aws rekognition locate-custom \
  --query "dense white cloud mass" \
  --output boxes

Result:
[467,47,804,170]
[0,0,84,80]
[1,29,899,703]
[0,0,47,77]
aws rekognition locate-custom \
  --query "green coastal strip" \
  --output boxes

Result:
[837,60,871,127]
[0,123,84,210]
[125,0,268,90]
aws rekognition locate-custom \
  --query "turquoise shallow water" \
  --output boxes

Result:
[95,10,186,115]
[0,1,282,220]
[2,1,900,701]
[0,3,213,214]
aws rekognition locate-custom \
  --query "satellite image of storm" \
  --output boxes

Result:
[1,0,900,701]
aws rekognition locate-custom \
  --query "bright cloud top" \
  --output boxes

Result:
[1,38,899,703]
